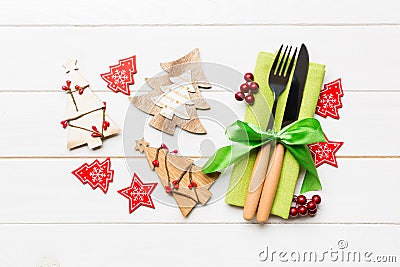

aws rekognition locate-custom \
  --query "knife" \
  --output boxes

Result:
[256,44,309,223]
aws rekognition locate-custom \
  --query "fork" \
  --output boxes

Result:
[243,45,298,221]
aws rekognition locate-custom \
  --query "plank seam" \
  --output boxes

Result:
[0,222,397,225]
[1,90,400,93]
[0,156,399,159]
[0,23,399,27]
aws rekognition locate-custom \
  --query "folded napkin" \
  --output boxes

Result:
[225,51,325,218]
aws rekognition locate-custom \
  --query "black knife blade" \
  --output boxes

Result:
[282,44,309,127]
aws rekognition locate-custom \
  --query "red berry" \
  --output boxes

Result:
[298,205,308,216]
[244,72,254,82]
[79,88,84,95]
[66,80,71,87]
[92,126,98,131]
[307,201,317,211]
[60,120,68,128]
[308,209,317,216]
[249,82,259,94]
[103,121,109,130]
[240,83,249,93]
[172,180,179,185]
[296,195,307,205]
[235,92,245,101]
[165,185,172,194]
[91,132,101,138]
[62,85,69,91]
[171,149,178,154]
[152,159,159,167]
[103,102,107,109]
[245,94,255,105]
[312,195,321,204]
[160,143,168,149]
[188,181,197,189]
[289,207,298,217]
[75,85,80,90]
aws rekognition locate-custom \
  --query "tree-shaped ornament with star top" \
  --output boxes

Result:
[60,59,120,150]
[131,48,212,135]
[135,138,220,217]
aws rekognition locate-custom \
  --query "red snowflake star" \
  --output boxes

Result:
[118,173,157,213]
[308,135,343,168]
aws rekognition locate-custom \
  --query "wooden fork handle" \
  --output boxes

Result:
[243,143,271,221]
[256,143,285,223]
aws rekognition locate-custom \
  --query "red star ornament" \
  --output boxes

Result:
[71,158,114,193]
[118,173,157,213]
[315,78,344,119]
[100,56,137,95]
[308,135,344,168]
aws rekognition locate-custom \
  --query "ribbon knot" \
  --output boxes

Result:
[202,118,326,193]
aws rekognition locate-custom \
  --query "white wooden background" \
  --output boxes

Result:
[0,0,399,266]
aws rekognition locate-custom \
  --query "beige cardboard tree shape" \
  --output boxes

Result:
[61,59,120,150]
[131,48,212,135]
[135,138,220,217]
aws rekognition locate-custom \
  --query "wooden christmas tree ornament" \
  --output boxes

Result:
[135,138,220,217]
[130,48,212,135]
[61,59,120,150]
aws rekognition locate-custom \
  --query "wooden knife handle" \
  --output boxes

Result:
[243,143,272,221]
[256,143,285,223]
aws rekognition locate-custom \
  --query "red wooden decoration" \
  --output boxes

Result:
[118,173,157,213]
[101,56,137,95]
[308,135,344,168]
[71,158,114,193]
[315,78,344,119]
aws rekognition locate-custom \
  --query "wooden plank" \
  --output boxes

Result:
[0,0,399,25]
[0,158,398,223]
[0,224,398,266]
[0,91,398,157]
[0,26,398,92]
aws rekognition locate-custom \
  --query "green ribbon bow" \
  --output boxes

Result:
[202,118,327,193]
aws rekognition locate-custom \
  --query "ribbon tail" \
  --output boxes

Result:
[202,143,254,174]
[301,171,322,193]
[284,144,322,193]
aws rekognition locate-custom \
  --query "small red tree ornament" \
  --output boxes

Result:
[71,158,114,193]
[100,56,137,95]
[315,78,344,119]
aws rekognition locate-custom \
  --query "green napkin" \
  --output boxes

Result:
[225,51,325,219]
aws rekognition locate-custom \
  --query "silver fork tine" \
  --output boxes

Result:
[281,46,292,76]
[285,47,298,77]
[277,45,288,76]
[271,45,283,74]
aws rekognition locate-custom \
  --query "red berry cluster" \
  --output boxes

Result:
[188,181,198,190]
[61,80,72,92]
[289,194,321,217]
[152,144,170,168]
[91,126,102,138]
[61,80,85,95]
[235,72,259,105]
[151,144,199,194]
